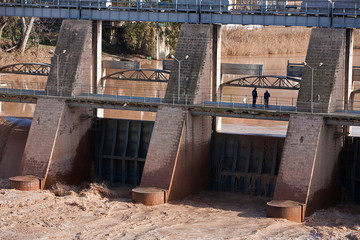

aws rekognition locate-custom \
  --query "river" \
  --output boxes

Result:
[1,51,360,136]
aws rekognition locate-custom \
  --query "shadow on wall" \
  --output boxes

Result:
[0,117,31,179]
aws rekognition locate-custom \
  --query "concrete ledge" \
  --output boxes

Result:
[266,200,304,223]
[132,187,165,206]
[9,175,45,191]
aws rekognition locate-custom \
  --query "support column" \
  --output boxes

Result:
[212,24,222,132]
[17,20,94,188]
[345,28,354,110]
[268,114,342,222]
[93,20,102,93]
[92,20,103,118]
[296,28,346,113]
[269,28,346,222]
[133,24,213,205]
[46,20,93,96]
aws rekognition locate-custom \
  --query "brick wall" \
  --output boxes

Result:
[297,28,346,113]
[273,114,342,216]
[140,105,186,190]
[46,20,93,96]
[20,20,94,186]
[164,24,213,104]
[169,113,211,201]
[306,124,342,215]
[20,98,92,186]
[140,24,214,201]
[20,98,66,178]
[274,114,323,203]
[45,105,92,186]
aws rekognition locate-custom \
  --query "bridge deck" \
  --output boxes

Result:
[1,88,360,126]
[1,0,360,28]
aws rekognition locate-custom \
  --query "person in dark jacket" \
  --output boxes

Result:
[252,87,257,107]
[264,90,270,108]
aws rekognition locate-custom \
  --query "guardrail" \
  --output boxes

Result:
[2,81,360,118]
[0,0,359,17]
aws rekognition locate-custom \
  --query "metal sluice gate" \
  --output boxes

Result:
[211,133,285,197]
[92,119,360,202]
[341,137,360,204]
[93,118,154,187]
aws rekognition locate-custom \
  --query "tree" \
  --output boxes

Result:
[120,22,181,56]
[122,22,157,56]
[164,23,182,52]
[19,17,35,55]
[0,17,8,42]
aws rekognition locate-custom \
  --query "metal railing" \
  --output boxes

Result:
[2,80,360,118]
[1,0,359,17]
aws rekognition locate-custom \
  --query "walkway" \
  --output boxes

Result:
[1,86,360,126]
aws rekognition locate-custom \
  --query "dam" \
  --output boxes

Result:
[1,0,360,223]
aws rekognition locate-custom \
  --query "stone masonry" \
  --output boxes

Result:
[20,98,66,178]
[20,20,94,187]
[273,114,342,216]
[140,106,186,191]
[164,24,213,104]
[273,28,345,218]
[297,28,346,113]
[138,24,214,202]
[20,99,92,187]
[46,20,93,96]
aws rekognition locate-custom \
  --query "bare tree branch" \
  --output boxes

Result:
[19,17,35,55]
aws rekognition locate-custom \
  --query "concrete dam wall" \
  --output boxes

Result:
[1,116,359,204]
[0,117,31,179]
[93,118,285,197]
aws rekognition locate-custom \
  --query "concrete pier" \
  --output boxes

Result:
[18,20,94,187]
[268,28,347,221]
[132,24,216,204]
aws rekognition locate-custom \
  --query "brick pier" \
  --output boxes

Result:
[132,24,217,204]
[18,20,95,188]
[267,28,349,221]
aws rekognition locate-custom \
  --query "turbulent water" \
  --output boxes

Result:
[0,181,359,240]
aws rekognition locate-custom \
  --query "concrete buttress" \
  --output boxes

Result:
[18,20,96,188]
[133,24,216,204]
[268,28,347,221]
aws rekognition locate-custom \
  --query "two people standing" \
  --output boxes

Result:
[252,87,271,108]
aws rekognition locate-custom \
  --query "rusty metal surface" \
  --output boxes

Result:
[9,175,44,191]
[132,187,165,206]
[266,200,305,223]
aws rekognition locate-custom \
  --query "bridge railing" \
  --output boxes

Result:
[3,81,360,115]
[1,0,357,17]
